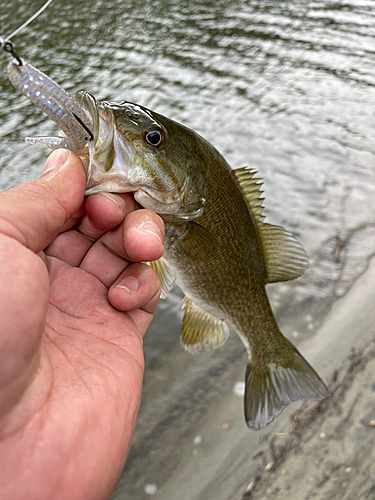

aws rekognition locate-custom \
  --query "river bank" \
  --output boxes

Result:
[245,340,375,500]
[112,244,375,500]
[242,251,375,500]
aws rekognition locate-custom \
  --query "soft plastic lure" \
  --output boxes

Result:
[1,0,95,154]
[5,49,94,153]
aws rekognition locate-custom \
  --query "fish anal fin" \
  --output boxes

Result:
[147,258,176,299]
[233,167,308,283]
[181,297,230,354]
[244,339,328,430]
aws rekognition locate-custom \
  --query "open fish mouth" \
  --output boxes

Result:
[4,56,206,220]
[82,101,205,220]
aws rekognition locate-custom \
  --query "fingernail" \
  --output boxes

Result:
[115,277,139,294]
[99,193,125,211]
[43,149,70,173]
[138,221,162,242]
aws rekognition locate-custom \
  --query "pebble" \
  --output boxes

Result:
[245,480,255,493]
[276,432,288,438]
[144,484,157,495]
[193,435,202,445]
[233,381,246,397]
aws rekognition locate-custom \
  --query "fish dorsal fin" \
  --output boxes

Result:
[233,167,308,283]
[148,258,176,299]
[233,167,266,224]
[181,297,230,354]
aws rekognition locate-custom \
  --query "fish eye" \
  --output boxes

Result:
[144,128,166,147]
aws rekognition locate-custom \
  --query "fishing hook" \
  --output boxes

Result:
[73,113,94,143]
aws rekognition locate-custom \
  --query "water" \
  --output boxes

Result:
[0,0,374,498]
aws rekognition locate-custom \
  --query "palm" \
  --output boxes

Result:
[38,260,146,499]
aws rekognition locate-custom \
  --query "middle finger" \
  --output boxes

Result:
[78,210,165,287]
[45,193,134,266]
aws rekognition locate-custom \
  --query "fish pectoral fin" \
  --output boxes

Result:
[181,297,230,353]
[244,339,328,430]
[147,257,176,299]
[179,222,218,259]
[233,167,308,283]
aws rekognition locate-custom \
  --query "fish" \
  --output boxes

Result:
[4,49,328,430]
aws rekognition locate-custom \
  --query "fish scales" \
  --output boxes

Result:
[164,143,267,322]
[164,158,285,370]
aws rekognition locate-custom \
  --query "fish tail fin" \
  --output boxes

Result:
[244,338,328,430]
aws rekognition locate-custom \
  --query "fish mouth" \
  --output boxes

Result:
[85,159,205,220]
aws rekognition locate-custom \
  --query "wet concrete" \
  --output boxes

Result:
[242,257,375,500]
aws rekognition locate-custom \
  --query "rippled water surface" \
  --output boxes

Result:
[1,0,375,498]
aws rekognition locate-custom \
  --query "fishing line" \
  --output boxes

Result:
[3,0,54,41]
[0,0,54,65]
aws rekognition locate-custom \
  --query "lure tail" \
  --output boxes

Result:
[6,58,94,154]
[244,336,328,430]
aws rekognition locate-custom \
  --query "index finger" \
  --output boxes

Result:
[0,150,85,253]
[101,209,165,263]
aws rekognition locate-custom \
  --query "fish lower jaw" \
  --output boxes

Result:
[134,189,182,215]
[85,175,139,195]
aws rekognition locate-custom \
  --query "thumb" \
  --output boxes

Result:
[0,149,86,253]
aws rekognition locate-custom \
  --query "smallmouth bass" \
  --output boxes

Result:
[6,57,328,429]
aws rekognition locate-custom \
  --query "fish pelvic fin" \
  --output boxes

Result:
[181,297,230,353]
[244,338,328,430]
[147,257,176,299]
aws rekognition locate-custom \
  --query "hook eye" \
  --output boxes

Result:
[2,41,23,66]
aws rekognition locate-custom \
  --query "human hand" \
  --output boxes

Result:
[0,150,164,500]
